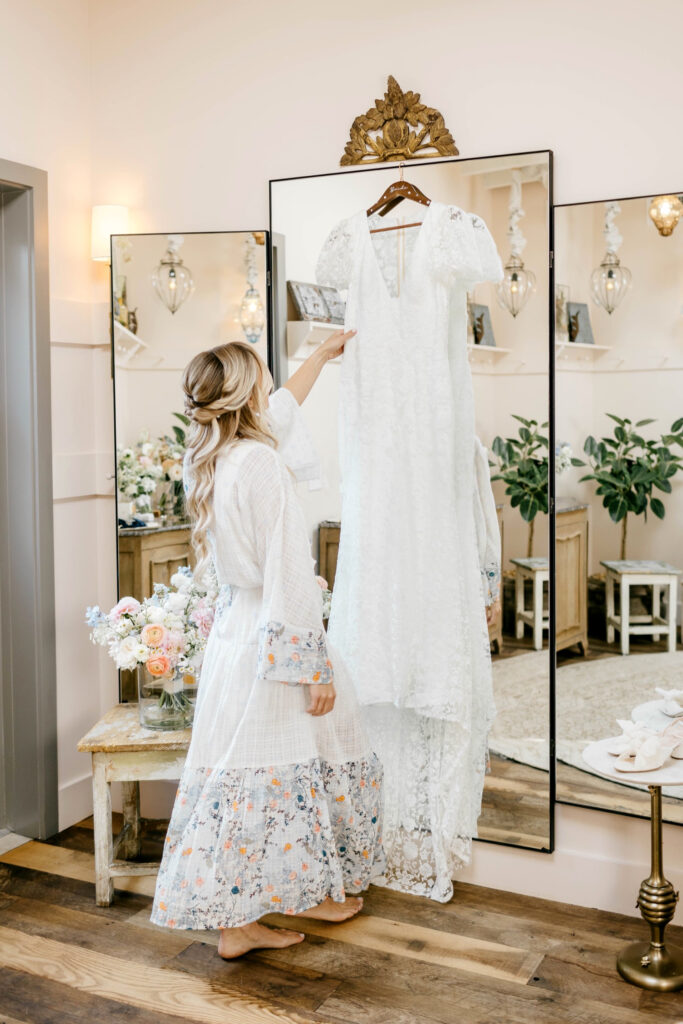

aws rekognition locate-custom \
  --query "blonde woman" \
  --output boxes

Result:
[151,334,384,959]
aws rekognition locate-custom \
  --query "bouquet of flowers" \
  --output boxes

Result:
[86,568,218,716]
[317,575,332,620]
[116,438,165,512]
[157,413,190,519]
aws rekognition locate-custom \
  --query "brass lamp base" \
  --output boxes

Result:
[617,784,682,992]
[618,942,683,992]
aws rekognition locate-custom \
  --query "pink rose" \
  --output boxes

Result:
[110,596,141,621]
[146,655,171,677]
[141,623,167,647]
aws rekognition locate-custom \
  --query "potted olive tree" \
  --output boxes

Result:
[578,415,683,559]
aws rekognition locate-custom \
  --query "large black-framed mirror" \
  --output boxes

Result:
[269,151,555,859]
[111,229,270,701]
[554,190,683,825]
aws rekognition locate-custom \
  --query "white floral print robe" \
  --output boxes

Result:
[151,390,384,930]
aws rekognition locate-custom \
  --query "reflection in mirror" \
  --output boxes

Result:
[555,194,683,824]
[270,152,552,877]
[112,231,268,698]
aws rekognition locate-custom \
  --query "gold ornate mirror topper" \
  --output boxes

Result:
[341,76,459,166]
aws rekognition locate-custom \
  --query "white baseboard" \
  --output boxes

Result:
[462,802,683,922]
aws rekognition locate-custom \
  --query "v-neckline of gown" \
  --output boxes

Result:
[361,200,438,303]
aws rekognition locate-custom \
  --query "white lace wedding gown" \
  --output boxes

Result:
[317,201,503,901]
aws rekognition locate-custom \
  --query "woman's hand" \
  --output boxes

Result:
[318,329,356,362]
[283,330,356,406]
[486,599,502,626]
[307,683,336,717]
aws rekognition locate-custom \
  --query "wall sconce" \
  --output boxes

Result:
[91,205,129,262]
[648,195,682,237]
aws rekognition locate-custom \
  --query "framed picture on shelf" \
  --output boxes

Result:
[567,301,595,345]
[318,285,346,325]
[287,281,328,322]
[469,303,496,347]
[555,284,570,341]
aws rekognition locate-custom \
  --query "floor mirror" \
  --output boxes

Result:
[554,191,683,824]
[110,229,270,701]
[270,152,554,854]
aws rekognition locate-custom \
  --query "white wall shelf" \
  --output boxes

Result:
[555,340,611,362]
[287,320,342,362]
[114,321,149,365]
[467,343,510,363]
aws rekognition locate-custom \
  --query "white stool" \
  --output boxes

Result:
[601,560,681,656]
[511,557,549,651]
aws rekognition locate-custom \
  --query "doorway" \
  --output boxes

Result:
[0,159,58,838]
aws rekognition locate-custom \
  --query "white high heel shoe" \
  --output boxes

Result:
[613,732,677,773]
[606,720,657,758]
[662,720,683,759]
[655,688,683,718]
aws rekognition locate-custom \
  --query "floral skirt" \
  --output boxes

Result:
[150,585,385,930]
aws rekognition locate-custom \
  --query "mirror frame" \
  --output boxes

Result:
[553,190,683,828]
[110,228,272,701]
[269,152,556,854]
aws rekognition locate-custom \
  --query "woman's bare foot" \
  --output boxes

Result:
[295,895,363,922]
[218,922,305,959]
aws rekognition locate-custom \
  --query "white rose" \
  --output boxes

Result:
[146,606,167,624]
[171,571,192,592]
[114,636,142,671]
[141,443,155,457]
[165,592,189,614]
[168,464,183,482]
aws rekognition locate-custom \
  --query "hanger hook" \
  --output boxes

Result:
[398,161,405,182]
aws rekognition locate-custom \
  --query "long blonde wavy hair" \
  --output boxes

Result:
[182,341,277,581]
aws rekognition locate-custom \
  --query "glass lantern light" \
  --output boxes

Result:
[239,234,265,344]
[590,202,631,315]
[496,177,536,318]
[648,194,682,237]
[152,235,195,314]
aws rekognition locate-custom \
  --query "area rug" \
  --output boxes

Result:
[490,650,683,798]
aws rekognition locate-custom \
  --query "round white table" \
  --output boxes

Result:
[583,737,683,992]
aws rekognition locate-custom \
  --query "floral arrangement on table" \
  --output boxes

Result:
[85,568,218,726]
[317,576,332,619]
[116,412,190,519]
[116,440,164,512]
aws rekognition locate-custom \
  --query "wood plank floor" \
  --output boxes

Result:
[2,820,683,1023]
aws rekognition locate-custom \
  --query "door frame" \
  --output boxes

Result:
[0,158,58,838]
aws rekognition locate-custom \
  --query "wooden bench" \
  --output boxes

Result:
[78,704,189,905]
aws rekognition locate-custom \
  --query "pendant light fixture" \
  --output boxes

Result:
[590,202,631,315]
[239,234,266,344]
[152,235,195,314]
[648,194,682,237]
[496,175,536,318]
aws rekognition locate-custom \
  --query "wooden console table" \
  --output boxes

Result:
[77,704,190,905]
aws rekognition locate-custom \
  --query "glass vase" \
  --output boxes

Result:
[137,664,196,731]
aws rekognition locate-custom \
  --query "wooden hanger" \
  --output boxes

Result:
[367,163,431,234]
